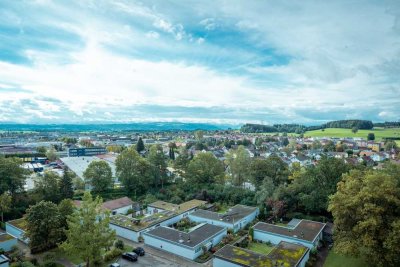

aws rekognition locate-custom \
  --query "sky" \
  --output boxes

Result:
[0,0,399,125]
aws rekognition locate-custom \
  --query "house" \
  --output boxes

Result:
[253,219,326,249]
[0,233,17,252]
[0,255,10,267]
[147,199,206,215]
[110,199,207,242]
[143,223,226,260]
[102,197,137,215]
[5,218,29,244]
[213,242,309,267]
[188,205,259,233]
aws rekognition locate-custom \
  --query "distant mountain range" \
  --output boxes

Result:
[0,122,236,132]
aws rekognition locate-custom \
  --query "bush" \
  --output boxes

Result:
[114,240,124,250]
[43,252,56,262]
[42,262,63,267]
[29,258,39,266]
[104,248,123,262]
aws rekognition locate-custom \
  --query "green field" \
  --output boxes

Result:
[304,127,400,141]
[324,251,368,267]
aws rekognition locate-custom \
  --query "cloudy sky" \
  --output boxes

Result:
[0,0,399,125]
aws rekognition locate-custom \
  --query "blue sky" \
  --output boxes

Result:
[0,0,399,125]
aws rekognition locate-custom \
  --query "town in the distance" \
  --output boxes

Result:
[0,119,399,267]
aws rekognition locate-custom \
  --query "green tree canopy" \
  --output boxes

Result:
[367,132,375,141]
[225,146,251,187]
[136,137,145,153]
[115,147,152,194]
[25,201,64,253]
[34,171,61,203]
[0,192,11,222]
[328,164,400,267]
[60,170,74,200]
[186,152,224,184]
[83,160,113,193]
[148,144,168,188]
[61,192,116,267]
[0,157,27,196]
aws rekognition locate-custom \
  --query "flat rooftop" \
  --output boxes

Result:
[7,218,27,231]
[60,155,116,180]
[190,204,258,224]
[253,219,326,242]
[144,223,225,248]
[110,210,177,232]
[0,233,15,242]
[214,242,309,267]
[148,199,207,213]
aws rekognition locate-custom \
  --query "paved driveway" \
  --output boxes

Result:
[116,254,184,267]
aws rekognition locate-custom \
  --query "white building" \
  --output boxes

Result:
[143,223,226,260]
[253,219,326,249]
[189,205,259,233]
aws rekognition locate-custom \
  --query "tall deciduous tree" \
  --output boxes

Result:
[0,192,11,222]
[136,137,145,153]
[225,146,251,187]
[367,133,375,141]
[174,146,190,172]
[61,192,116,267]
[83,161,113,193]
[25,201,64,253]
[0,157,26,197]
[60,170,74,200]
[115,147,152,194]
[328,165,400,267]
[45,147,58,161]
[148,144,168,188]
[34,171,61,203]
[186,152,224,184]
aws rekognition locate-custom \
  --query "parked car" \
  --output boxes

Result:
[109,263,120,267]
[133,247,145,256]
[122,252,138,262]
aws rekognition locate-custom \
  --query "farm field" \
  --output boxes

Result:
[304,128,400,141]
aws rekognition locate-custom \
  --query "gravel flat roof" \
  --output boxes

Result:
[144,223,225,248]
[253,219,326,242]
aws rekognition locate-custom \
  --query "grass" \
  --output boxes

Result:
[247,242,275,255]
[304,128,400,141]
[324,251,369,267]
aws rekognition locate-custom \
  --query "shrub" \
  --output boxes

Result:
[43,252,56,262]
[114,240,124,250]
[104,248,123,262]
[42,262,63,267]
[29,258,38,266]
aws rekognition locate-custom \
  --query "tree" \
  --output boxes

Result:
[194,130,204,140]
[60,170,74,200]
[328,165,400,267]
[225,146,251,187]
[83,161,113,193]
[36,146,47,154]
[174,146,190,172]
[385,140,398,152]
[282,137,289,146]
[186,152,224,184]
[58,199,74,239]
[136,137,145,153]
[0,157,26,197]
[367,133,375,141]
[285,156,349,213]
[34,171,61,203]
[25,201,64,253]
[255,177,275,205]
[148,145,167,188]
[323,140,336,152]
[351,127,358,134]
[115,147,152,194]
[45,147,58,161]
[0,192,11,222]
[311,140,322,150]
[61,192,116,267]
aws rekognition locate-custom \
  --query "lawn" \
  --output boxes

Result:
[304,127,400,141]
[324,251,369,267]
[247,242,275,255]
